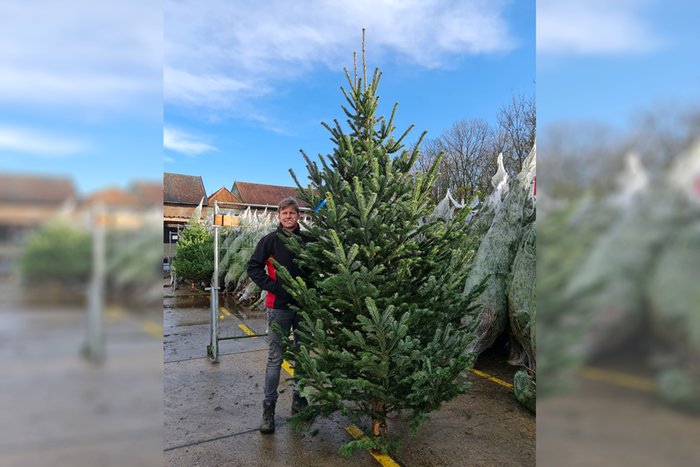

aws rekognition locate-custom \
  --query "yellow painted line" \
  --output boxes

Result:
[345,425,401,467]
[240,312,507,466]
[141,321,163,338]
[238,323,259,338]
[581,366,655,392]
[470,369,514,388]
[282,360,295,377]
[219,314,225,320]
[105,305,127,323]
[237,315,399,466]
[283,360,400,466]
[219,306,231,316]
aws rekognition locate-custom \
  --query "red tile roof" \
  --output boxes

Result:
[0,173,76,205]
[208,186,241,205]
[130,181,163,207]
[81,187,141,208]
[232,181,307,207]
[164,173,207,206]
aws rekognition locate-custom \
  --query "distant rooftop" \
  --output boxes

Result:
[232,181,306,207]
[0,173,76,205]
[208,186,241,205]
[164,173,207,206]
[130,181,163,207]
[81,187,141,208]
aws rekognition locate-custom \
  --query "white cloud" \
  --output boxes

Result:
[164,67,266,110]
[163,128,217,155]
[165,0,516,112]
[0,68,155,110]
[537,0,662,55]
[0,126,88,156]
[0,1,161,112]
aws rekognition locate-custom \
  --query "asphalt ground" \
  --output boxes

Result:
[0,278,164,467]
[163,290,536,466]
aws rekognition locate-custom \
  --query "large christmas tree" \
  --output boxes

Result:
[275,46,479,454]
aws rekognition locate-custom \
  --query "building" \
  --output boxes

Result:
[163,175,315,261]
[76,183,162,233]
[81,187,142,210]
[130,181,163,208]
[207,186,240,206]
[0,173,78,272]
[231,181,302,209]
[163,173,207,259]
[224,181,311,219]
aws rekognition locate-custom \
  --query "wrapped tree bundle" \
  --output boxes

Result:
[537,177,644,395]
[563,193,678,359]
[463,149,535,355]
[106,222,163,305]
[426,189,465,222]
[219,209,276,302]
[507,222,537,412]
[513,369,536,413]
[465,153,509,242]
[507,221,536,368]
[656,368,700,413]
[537,200,606,396]
[648,219,700,412]
[560,153,683,359]
[648,219,700,354]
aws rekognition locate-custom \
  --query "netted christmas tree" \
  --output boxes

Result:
[274,47,480,455]
[219,207,277,306]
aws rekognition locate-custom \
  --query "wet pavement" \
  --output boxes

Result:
[0,278,164,467]
[538,376,700,467]
[163,295,268,363]
[163,288,536,466]
[164,349,369,467]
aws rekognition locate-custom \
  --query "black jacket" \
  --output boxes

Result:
[247,224,310,310]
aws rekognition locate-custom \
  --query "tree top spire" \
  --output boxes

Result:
[362,28,367,92]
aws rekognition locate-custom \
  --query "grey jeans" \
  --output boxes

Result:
[263,308,301,403]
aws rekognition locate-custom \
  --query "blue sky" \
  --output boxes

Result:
[164,0,535,194]
[0,1,162,195]
[537,0,700,132]
[2,1,696,197]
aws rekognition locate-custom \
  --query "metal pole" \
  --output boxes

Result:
[84,202,106,363]
[208,201,220,362]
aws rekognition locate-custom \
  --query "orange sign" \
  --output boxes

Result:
[214,214,240,227]
[95,212,143,229]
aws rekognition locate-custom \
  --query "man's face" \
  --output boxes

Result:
[278,206,299,229]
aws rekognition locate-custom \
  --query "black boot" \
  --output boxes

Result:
[291,391,308,414]
[259,401,275,434]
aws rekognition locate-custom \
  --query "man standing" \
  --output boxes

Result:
[247,197,311,434]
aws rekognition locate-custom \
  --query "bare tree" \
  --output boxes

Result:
[496,94,536,175]
[539,121,624,199]
[416,137,449,203]
[538,104,700,203]
[418,119,496,203]
[624,102,698,174]
[415,93,536,204]
[443,119,494,201]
